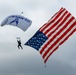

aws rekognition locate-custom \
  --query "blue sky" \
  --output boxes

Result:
[0,0,76,75]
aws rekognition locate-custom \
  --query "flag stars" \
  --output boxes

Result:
[25,30,48,50]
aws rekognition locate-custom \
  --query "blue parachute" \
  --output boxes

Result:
[1,15,32,31]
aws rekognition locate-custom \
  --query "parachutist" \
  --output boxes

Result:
[17,38,23,49]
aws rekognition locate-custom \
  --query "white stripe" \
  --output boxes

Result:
[39,17,75,56]
[42,18,75,56]
[46,12,69,36]
[39,15,73,53]
[44,25,76,61]
[48,8,64,23]
[39,8,64,31]
[42,9,67,33]
[39,23,47,31]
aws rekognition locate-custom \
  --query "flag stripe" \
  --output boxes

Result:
[40,8,65,32]
[25,7,76,63]
[39,7,76,62]
[39,10,60,31]
[44,25,76,63]
[39,23,47,30]
[47,14,74,38]
[46,11,69,37]
[42,19,76,59]
[43,9,68,35]
[44,45,58,63]
[40,17,75,58]
[39,14,73,54]
[47,7,63,23]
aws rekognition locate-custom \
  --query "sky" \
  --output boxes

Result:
[0,0,76,75]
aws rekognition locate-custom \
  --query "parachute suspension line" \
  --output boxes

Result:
[16,37,20,40]
[16,31,25,43]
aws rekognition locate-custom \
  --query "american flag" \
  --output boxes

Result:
[25,7,76,63]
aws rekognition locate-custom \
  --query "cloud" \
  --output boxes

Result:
[0,0,76,75]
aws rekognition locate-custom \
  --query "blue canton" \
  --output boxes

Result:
[25,30,48,51]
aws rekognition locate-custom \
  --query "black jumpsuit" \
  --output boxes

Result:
[17,40,23,49]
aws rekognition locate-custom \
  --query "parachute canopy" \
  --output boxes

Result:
[1,15,32,31]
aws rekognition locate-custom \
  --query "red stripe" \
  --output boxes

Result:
[39,23,47,30]
[44,25,76,63]
[38,7,76,63]
[48,7,64,23]
[44,46,58,63]
[44,10,68,35]
[43,20,76,59]
[47,13,71,37]
[39,8,64,31]
[59,23,76,45]
[40,13,72,54]
[40,8,66,32]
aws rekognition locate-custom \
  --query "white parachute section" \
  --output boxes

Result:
[0,15,32,31]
